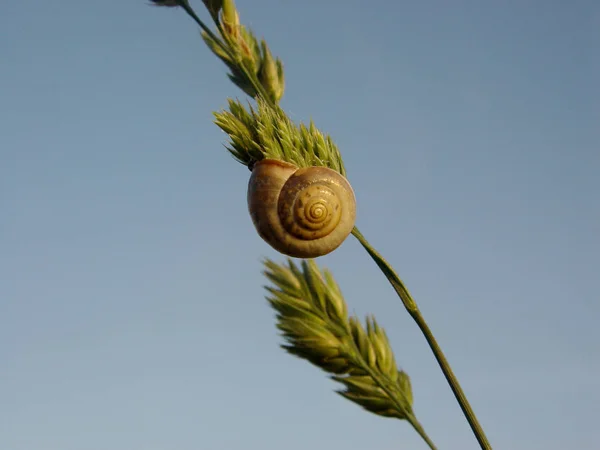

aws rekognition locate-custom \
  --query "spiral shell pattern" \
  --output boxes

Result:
[247,159,356,258]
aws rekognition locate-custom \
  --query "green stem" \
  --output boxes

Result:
[178,1,228,56]
[407,414,439,450]
[178,1,279,110]
[351,227,492,450]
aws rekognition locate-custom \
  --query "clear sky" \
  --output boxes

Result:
[1,1,598,449]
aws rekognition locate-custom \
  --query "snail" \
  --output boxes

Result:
[247,159,356,258]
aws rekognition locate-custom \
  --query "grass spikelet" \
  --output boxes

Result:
[263,258,436,448]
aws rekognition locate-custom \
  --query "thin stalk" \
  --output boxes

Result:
[351,227,492,450]
[407,414,439,450]
[178,1,228,55]
[178,1,279,110]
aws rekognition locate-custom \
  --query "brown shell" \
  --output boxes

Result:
[247,159,356,258]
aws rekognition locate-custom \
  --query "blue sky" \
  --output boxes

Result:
[1,1,598,449]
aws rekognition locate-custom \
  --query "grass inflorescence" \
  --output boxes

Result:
[263,259,437,448]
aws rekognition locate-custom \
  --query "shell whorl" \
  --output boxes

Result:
[247,159,356,258]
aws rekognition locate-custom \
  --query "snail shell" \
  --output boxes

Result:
[247,159,356,258]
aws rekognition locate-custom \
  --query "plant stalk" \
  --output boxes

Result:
[178,1,279,110]
[406,414,439,450]
[351,227,492,450]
